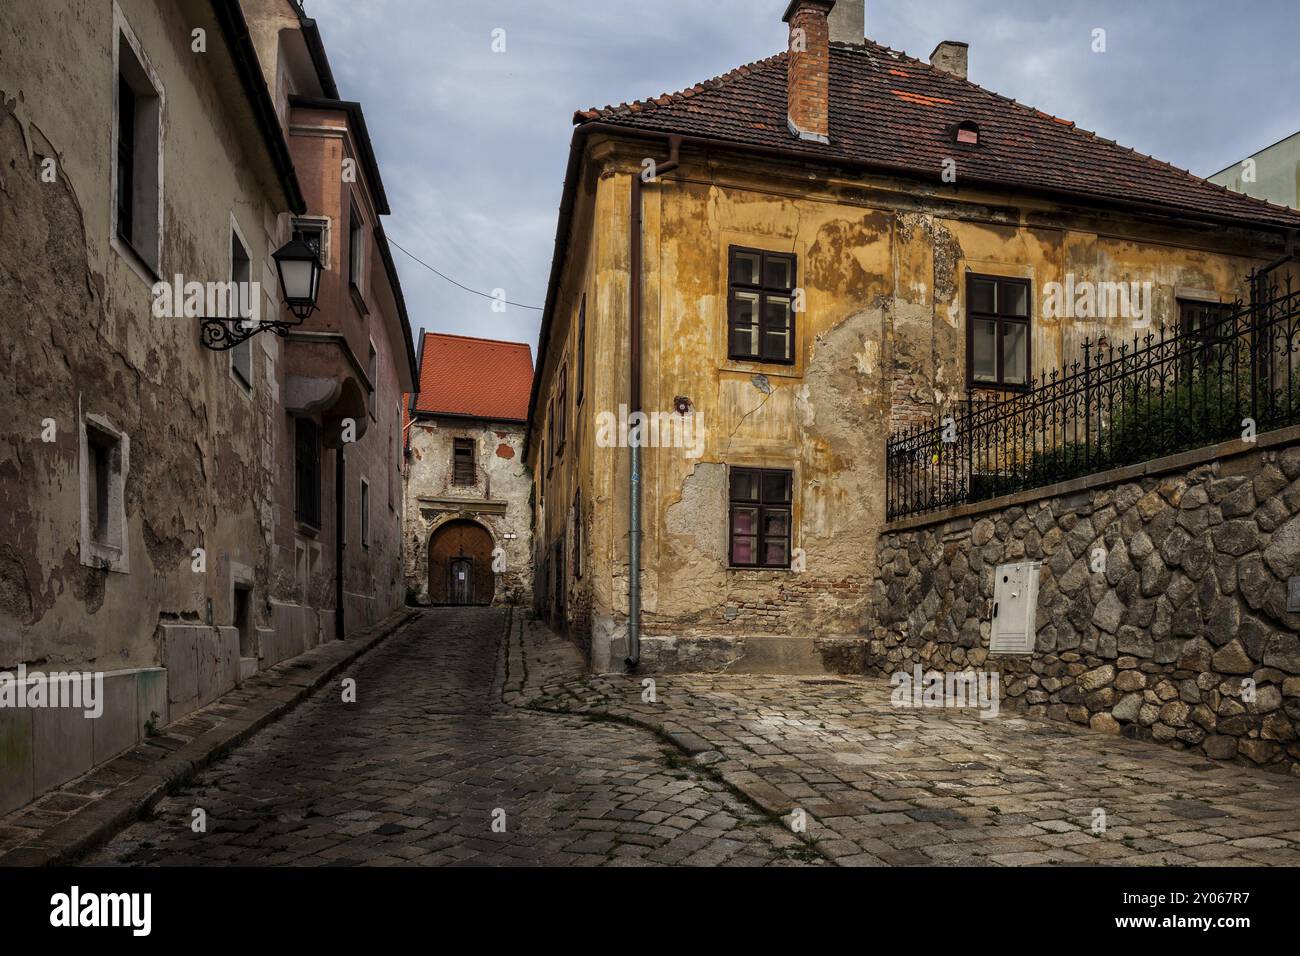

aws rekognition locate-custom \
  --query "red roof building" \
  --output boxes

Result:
[401,332,536,609]
[407,332,534,423]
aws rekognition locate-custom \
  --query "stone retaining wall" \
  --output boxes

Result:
[868,441,1300,772]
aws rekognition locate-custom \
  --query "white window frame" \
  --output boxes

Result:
[228,213,254,393]
[79,412,130,574]
[291,215,331,270]
[110,1,165,282]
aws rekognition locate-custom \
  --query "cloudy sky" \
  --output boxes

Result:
[306,0,1300,357]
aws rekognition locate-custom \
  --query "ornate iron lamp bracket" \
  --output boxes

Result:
[199,318,299,351]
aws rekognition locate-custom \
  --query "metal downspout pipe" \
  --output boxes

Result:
[626,135,681,671]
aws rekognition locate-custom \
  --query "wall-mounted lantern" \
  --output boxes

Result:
[200,239,322,351]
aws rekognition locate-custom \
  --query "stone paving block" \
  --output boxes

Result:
[31,696,94,794]
[136,667,168,737]
[91,670,138,765]
[162,625,199,717]
[0,707,34,815]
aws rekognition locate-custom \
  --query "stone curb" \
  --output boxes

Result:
[0,608,419,867]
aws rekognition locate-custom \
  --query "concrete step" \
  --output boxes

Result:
[238,657,259,682]
[729,635,828,675]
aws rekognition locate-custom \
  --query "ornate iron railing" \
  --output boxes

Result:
[886,264,1300,521]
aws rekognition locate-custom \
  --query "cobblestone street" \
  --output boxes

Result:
[88,609,812,867]
[84,608,1300,868]
[514,623,1300,867]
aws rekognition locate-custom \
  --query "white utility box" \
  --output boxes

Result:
[989,561,1041,655]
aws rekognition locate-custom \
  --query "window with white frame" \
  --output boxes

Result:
[292,216,330,269]
[113,14,163,274]
[80,414,130,573]
[229,220,253,390]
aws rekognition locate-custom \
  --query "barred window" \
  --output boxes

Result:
[452,437,475,485]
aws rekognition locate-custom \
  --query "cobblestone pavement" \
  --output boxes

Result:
[513,622,1300,867]
[87,608,814,867]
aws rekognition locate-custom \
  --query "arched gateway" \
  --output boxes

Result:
[427,519,495,606]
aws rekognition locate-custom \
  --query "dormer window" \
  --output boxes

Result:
[955,121,980,145]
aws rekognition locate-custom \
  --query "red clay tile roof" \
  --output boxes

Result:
[575,40,1300,230]
[409,333,533,422]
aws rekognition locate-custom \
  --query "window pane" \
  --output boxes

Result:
[972,319,997,382]
[762,296,792,360]
[1002,282,1028,317]
[1002,321,1028,385]
[732,507,757,535]
[764,254,793,290]
[763,509,789,536]
[731,504,758,565]
[730,469,759,501]
[732,250,761,286]
[763,330,791,361]
[761,472,791,504]
[731,325,759,358]
[763,537,789,567]
[293,224,325,266]
[731,291,760,357]
[970,279,996,314]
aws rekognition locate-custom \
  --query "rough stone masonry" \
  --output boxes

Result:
[868,440,1300,772]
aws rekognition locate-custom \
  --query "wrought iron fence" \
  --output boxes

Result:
[886,263,1300,521]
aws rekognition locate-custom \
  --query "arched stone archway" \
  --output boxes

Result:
[427,519,495,606]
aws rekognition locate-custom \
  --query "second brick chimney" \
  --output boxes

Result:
[783,0,836,144]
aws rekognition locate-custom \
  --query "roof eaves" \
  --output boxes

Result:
[209,0,306,215]
[410,408,529,426]
[373,221,419,388]
[287,0,341,99]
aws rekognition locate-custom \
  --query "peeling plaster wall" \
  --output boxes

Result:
[403,417,533,606]
[0,0,291,675]
[529,138,1289,672]
[528,144,613,663]
[0,0,410,810]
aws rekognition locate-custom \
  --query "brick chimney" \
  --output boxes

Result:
[783,0,836,144]
[930,40,969,79]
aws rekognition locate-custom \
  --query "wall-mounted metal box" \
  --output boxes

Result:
[990,561,1041,655]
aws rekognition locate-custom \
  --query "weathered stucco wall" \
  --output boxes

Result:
[404,418,533,606]
[869,436,1300,771]
[0,0,290,675]
[528,133,1287,672]
[0,0,410,812]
